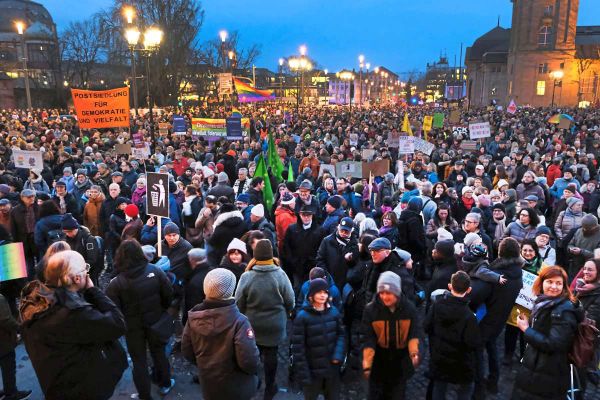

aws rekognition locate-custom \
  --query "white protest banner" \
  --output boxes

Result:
[398,136,415,154]
[335,161,363,179]
[452,126,469,138]
[361,149,376,161]
[515,270,537,310]
[413,138,435,156]
[319,164,336,178]
[468,122,491,139]
[12,150,43,169]
[131,144,151,160]
[394,160,404,189]
[387,131,400,148]
[349,133,358,146]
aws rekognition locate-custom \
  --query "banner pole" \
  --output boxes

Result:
[157,216,162,257]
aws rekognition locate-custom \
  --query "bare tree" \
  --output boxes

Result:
[575,58,594,104]
[198,30,261,71]
[60,16,105,88]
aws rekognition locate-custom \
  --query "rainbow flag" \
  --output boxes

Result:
[234,78,275,103]
[0,243,28,281]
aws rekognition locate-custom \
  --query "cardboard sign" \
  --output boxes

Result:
[318,164,336,178]
[363,159,390,179]
[71,87,130,129]
[146,172,170,218]
[469,122,491,139]
[413,138,435,156]
[460,140,478,151]
[449,110,461,124]
[131,144,151,160]
[12,150,43,169]
[387,131,400,148]
[0,243,27,282]
[361,149,376,161]
[515,270,537,310]
[433,112,445,128]
[173,115,186,134]
[349,133,359,146]
[335,161,363,179]
[452,126,469,138]
[398,136,415,154]
[115,143,132,155]
[422,116,433,132]
[226,117,243,141]
[158,122,170,136]
[507,100,517,114]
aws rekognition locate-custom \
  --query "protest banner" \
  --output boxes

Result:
[516,270,537,310]
[218,73,234,96]
[387,131,400,148]
[131,144,151,160]
[71,87,130,129]
[363,159,390,179]
[115,143,132,155]
[460,140,478,151]
[449,109,461,124]
[507,99,517,114]
[173,115,186,134]
[335,161,363,179]
[468,122,491,139]
[318,164,336,178]
[452,126,469,138]
[226,117,243,140]
[361,149,376,161]
[433,112,445,128]
[12,149,43,169]
[0,243,27,282]
[422,116,433,132]
[191,118,250,140]
[413,138,435,156]
[398,136,415,154]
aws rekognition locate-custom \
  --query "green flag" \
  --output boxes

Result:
[287,164,294,183]
[267,132,284,182]
[255,155,274,211]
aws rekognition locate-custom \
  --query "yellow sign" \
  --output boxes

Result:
[423,116,433,132]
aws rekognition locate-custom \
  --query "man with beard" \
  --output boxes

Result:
[516,170,545,209]
[294,179,320,217]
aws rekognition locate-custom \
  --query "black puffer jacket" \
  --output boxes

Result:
[105,262,173,331]
[208,210,246,266]
[315,232,359,290]
[424,293,481,384]
[479,256,523,341]
[183,262,212,316]
[426,258,458,308]
[159,237,193,282]
[363,251,419,305]
[575,284,600,328]
[282,222,326,282]
[514,298,583,400]
[397,209,426,262]
[291,304,345,385]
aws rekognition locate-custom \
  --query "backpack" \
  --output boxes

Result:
[83,235,104,266]
[568,315,600,368]
[47,229,66,244]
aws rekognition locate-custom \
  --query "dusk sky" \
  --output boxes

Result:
[44,0,599,75]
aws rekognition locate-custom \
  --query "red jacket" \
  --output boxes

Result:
[546,164,562,187]
[275,205,298,253]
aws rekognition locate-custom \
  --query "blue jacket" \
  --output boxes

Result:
[34,214,63,257]
[140,217,172,245]
[291,304,345,385]
[549,177,581,200]
[169,193,182,228]
[296,273,342,314]
[322,209,345,235]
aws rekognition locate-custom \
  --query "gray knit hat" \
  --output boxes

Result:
[204,268,236,300]
[377,271,401,297]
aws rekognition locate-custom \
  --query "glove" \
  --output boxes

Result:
[417,291,425,300]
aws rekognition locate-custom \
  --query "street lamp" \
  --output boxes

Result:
[288,55,312,113]
[123,6,135,24]
[358,54,365,105]
[125,27,141,115]
[14,21,31,110]
[338,70,355,116]
[550,70,564,108]
[278,58,284,99]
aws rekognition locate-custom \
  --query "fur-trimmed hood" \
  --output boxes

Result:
[213,210,244,228]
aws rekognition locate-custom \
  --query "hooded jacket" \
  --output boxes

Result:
[182,299,260,400]
[397,207,427,262]
[503,220,537,243]
[208,210,247,266]
[83,192,106,236]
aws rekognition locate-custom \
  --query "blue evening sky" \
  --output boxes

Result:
[43,0,599,75]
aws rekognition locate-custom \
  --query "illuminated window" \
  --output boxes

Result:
[538,25,552,46]
[536,80,546,95]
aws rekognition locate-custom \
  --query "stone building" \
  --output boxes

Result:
[466,0,600,108]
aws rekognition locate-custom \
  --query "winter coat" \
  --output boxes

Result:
[208,182,235,203]
[274,206,297,253]
[34,214,63,257]
[516,181,546,204]
[575,284,600,329]
[478,257,523,340]
[322,208,345,235]
[52,193,81,221]
[546,164,563,187]
[568,226,600,271]
[379,226,400,249]
[426,258,458,306]
[83,193,105,236]
[282,222,326,282]
[554,209,583,241]
[20,284,127,400]
[24,177,50,194]
[462,258,494,312]
[0,293,18,355]
[549,177,581,200]
[159,237,193,282]
[72,180,92,209]
[513,298,583,400]
[105,262,173,331]
[99,196,119,236]
[195,206,217,244]
[183,262,212,315]
[296,272,343,314]
[208,210,246,266]
[108,210,127,251]
[363,250,419,305]
[121,218,143,241]
[424,293,481,383]
[235,264,295,347]
[397,209,427,262]
[316,232,359,290]
[291,304,345,385]
[182,299,260,400]
[503,221,537,243]
[246,187,265,209]
[249,217,277,254]
[360,294,421,383]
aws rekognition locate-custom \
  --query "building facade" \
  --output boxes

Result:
[466,0,600,108]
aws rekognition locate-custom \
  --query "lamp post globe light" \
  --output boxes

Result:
[14,21,32,110]
[288,45,312,113]
[338,70,355,116]
[550,70,564,108]
[358,54,365,105]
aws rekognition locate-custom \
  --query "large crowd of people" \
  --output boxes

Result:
[1,103,600,400]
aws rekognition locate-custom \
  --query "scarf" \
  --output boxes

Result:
[494,218,507,241]
[531,294,564,321]
[461,195,475,210]
[335,232,350,247]
[25,205,35,233]
[575,279,600,296]
[59,195,67,214]
[303,221,313,230]
[379,225,393,235]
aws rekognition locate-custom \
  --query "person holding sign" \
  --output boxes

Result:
[512,266,583,400]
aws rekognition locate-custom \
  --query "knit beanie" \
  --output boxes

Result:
[435,239,456,259]
[217,172,228,183]
[565,183,578,194]
[377,271,402,297]
[61,213,79,230]
[464,232,482,247]
[142,245,156,261]
[407,196,423,212]
[536,225,552,236]
[582,214,598,229]
[327,195,342,209]
[437,227,453,242]
[253,239,273,261]
[163,222,180,235]
[251,204,265,218]
[227,238,247,254]
[492,203,506,213]
[124,204,139,218]
[203,268,236,300]
[308,278,329,299]
[309,267,327,281]
[566,197,582,208]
